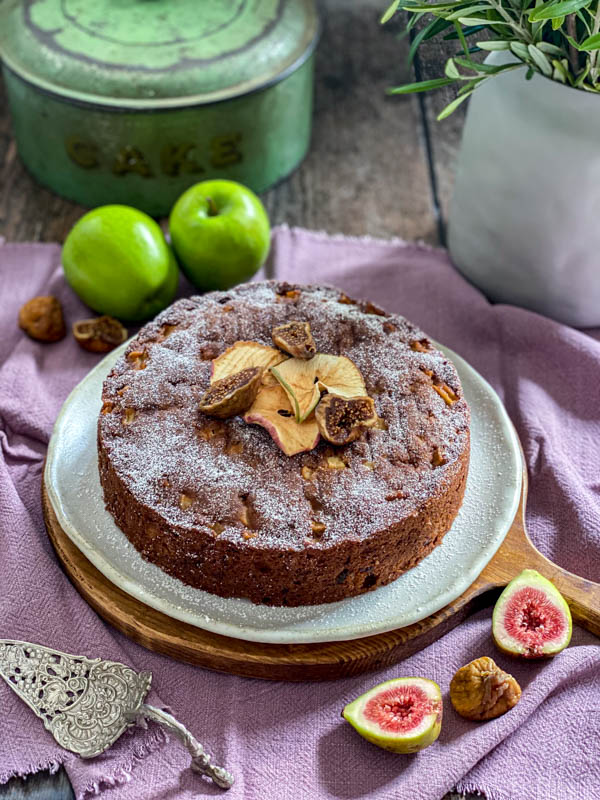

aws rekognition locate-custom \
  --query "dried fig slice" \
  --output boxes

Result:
[199,367,263,419]
[315,394,377,445]
[73,316,128,353]
[211,341,286,386]
[342,677,443,753]
[243,384,320,457]
[450,657,521,721]
[272,321,316,360]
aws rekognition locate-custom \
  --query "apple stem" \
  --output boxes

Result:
[206,197,219,217]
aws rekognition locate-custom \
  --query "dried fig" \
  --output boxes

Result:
[315,394,377,445]
[199,367,263,419]
[73,316,128,353]
[272,321,316,360]
[18,296,66,342]
[449,656,521,721]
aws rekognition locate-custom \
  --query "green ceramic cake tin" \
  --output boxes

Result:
[0,0,319,215]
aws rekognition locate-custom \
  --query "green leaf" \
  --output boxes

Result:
[437,91,473,119]
[574,60,591,85]
[446,4,492,18]
[445,58,462,78]
[457,15,512,23]
[527,43,553,74]
[535,41,565,55]
[551,15,565,28]
[454,55,520,71]
[476,39,512,49]
[551,58,569,82]
[387,77,456,94]
[528,0,591,21]
[381,0,400,23]
[402,1,469,9]
[510,41,530,58]
[579,32,600,49]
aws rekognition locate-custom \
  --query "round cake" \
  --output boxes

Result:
[98,281,470,606]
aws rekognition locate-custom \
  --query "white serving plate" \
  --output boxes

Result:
[45,341,521,645]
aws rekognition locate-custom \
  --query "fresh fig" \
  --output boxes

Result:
[342,677,442,753]
[492,569,572,658]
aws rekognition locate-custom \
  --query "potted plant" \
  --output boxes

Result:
[383,0,600,327]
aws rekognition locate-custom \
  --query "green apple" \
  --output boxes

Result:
[169,180,271,291]
[62,205,179,321]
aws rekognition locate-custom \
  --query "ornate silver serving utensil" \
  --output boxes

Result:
[0,640,233,789]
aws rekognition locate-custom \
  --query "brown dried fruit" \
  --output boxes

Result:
[272,321,316,360]
[127,349,149,370]
[18,296,66,342]
[433,383,459,405]
[315,394,378,445]
[199,367,263,419]
[73,316,128,353]
[432,447,447,467]
[410,339,431,352]
[449,657,521,721]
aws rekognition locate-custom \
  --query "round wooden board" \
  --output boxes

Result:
[42,469,600,681]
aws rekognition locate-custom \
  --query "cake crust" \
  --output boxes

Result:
[98,282,470,606]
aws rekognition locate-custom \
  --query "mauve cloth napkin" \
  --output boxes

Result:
[0,227,598,800]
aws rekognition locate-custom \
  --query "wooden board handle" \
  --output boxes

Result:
[517,533,600,637]
[475,459,600,637]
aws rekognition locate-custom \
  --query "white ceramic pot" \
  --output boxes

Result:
[448,51,600,327]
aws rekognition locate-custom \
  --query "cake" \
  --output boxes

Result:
[98,281,470,606]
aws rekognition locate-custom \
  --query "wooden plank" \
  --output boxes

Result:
[263,0,438,242]
[40,458,600,681]
[0,0,438,244]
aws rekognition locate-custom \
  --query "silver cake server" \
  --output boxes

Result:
[0,640,233,789]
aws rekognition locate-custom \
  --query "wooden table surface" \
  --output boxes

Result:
[0,1,468,798]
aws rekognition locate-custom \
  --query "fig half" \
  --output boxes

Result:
[342,677,442,753]
[492,569,572,658]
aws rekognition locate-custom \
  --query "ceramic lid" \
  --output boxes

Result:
[0,0,319,108]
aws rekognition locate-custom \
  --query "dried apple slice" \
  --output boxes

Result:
[271,358,321,423]
[312,354,366,397]
[243,383,320,457]
[211,341,286,386]
[271,353,367,423]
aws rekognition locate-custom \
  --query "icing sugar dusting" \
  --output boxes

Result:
[99,282,470,552]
